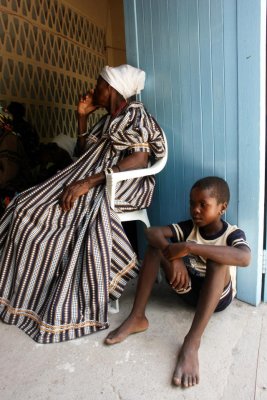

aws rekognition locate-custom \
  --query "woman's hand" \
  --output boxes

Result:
[165,258,190,290]
[163,242,189,261]
[77,90,98,117]
[59,179,91,211]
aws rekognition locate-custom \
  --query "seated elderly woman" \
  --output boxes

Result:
[0,64,166,344]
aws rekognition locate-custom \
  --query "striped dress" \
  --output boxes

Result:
[0,102,165,343]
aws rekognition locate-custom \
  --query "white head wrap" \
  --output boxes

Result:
[99,64,146,99]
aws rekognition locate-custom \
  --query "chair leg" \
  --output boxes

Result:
[108,298,120,313]
[156,268,163,283]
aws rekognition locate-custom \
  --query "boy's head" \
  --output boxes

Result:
[190,177,229,228]
[191,176,230,204]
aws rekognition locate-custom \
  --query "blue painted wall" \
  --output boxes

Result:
[123,0,265,305]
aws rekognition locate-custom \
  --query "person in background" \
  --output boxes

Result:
[7,102,39,167]
[36,142,73,183]
[35,134,77,184]
[0,106,31,215]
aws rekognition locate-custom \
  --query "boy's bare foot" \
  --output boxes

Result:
[104,315,149,345]
[172,338,200,388]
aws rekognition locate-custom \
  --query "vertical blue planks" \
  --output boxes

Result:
[222,0,238,223]
[198,0,215,179]
[210,0,226,178]
[123,0,139,67]
[168,0,184,216]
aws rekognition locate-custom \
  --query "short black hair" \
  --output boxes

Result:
[7,102,26,119]
[191,176,230,204]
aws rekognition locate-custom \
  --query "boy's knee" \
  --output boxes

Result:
[144,227,152,240]
[146,244,160,255]
[206,260,228,274]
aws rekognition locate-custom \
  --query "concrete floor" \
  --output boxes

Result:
[1,279,267,400]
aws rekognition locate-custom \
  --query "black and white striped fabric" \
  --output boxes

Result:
[0,102,165,343]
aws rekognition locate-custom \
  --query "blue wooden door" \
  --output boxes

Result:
[123,0,266,305]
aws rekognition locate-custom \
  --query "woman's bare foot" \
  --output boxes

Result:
[172,337,200,388]
[104,315,149,345]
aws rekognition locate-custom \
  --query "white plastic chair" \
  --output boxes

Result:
[106,131,168,312]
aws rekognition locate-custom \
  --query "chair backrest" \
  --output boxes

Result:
[106,130,168,210]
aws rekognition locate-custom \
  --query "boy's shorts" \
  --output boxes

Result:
[172,272,233,313]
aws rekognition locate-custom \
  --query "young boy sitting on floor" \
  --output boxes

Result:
[105,176,251,388]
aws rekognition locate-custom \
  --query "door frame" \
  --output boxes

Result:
[235,0,266,305]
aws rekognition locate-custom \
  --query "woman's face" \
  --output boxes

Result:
[93,77,110,107]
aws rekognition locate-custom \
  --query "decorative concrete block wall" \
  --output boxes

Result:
[0,0,106,139]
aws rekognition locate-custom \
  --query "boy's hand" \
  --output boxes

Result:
[163,242,189,261]
[167,259,190,290]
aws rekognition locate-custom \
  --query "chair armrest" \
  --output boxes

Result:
[106,156,167,209]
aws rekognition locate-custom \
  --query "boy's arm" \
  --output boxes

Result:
[145,226,174,249]
[145,226,191,290]
[164,242,251,267]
